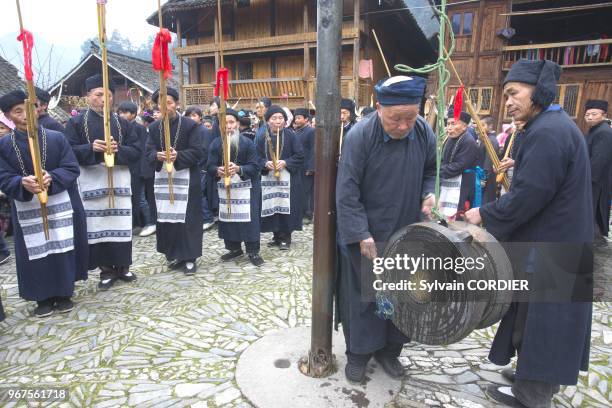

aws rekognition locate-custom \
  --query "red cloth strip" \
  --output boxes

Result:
[17,29,34,81]
[214,68,229,100]
[152,29,173,80]
[453,85,464,122]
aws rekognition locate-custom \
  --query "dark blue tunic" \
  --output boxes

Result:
[480,106,593,385]
[204,118,221,213]
[585,121,612,236]
[255,126,304,234]
[64,110,141,269]
[336,114,437,354]
[38,113,65,132]
[0,128,88,301]
[207,135,261,243]
[295,125,315,217]
[440,131,479,212]
[146,115,204,261]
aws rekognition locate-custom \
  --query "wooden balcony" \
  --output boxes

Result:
[502,39,612,70]
[183,76,371,109]
[175,27,360,58]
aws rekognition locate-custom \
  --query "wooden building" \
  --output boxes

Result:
[147,0,439,109]
[428,0,612,131]
[48,43,179,113]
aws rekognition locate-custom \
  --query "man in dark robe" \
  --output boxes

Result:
[64,74,141,290]
[35,87,64,132]
[208,109,263,266]
[117,101,153,235]
[185,106,216,231]
[256,105,304,250]
[465,59,593,408]
[254,97,272,144]
[0,90,88,317]
[336,76,436,383]
[293,108,315,223]
[239,114,256,142]
[439,110,479,218]
[478,116,501,204]
[204,98,223,223]
[341,98,356,136]
[583,99,612,244]
[146,87,204,275]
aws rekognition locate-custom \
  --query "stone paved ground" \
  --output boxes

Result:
[0,225,610,408]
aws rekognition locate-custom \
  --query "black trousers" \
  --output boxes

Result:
[273,231,292,244]
[225,240,260,254]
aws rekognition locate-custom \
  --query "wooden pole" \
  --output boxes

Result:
[157,0,175,204]
[371,29,391,77]
[97,0,115,208]
[217,0,231,211]
[15,0,49,240]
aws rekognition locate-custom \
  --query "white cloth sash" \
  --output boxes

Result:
[261,168,290,217]
[78,164,132,244]
[218,174,252,223]
[14,190,74,261]
[154,167,190,223]
[439,174,463,218]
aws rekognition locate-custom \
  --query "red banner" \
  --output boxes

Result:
[17,29,34,81]
[453,85,464,122]
[152,29,173,80]
[214,67,229,100]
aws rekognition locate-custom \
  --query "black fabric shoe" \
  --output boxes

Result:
[98,278,116,291]
[184,261,197,275]
[279,241,290,251]
[344,360,367,384]
[0,253,11,265]
[485,385,528,408]
[267,240,280,248]
[221,249,243,262]
[34,299,54,318]
[501,367,515,383]
[374,354,404,379]
[117,267,137,282]
[168,260,185,270]
[248,253,264,267]
[55,297,74,313]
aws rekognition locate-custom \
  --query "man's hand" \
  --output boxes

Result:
[360,237,378,260]
[265,161,275,171]
[228,162,240,176]
[169,148,177,163]
[42,171,52,188]
[217,166,225,178]
[495,158,515,173]
[110,140,118,153]
[464,208,482,225]
[92,139,106,152]
[421,194,435,219]
[156,151,167,162]
[276,160,286,170]
[305,171,314,176]
[22,175,42,194]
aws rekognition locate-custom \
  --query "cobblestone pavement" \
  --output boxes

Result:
[0,225,610,407]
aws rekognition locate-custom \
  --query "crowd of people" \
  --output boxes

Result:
[0,58,610,408]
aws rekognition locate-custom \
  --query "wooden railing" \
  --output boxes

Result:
[176,27,360,58]
[183,76,368,109]
[502,39,612,70]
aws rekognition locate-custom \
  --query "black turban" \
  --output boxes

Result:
[85,74,115,93]
[260,97,272,108]
[0,90,27,113]
[585,99,608,113]
[294,108,309,118]
[264,105,287,122]
[503,59,561,108]
[448,107,472,125]
[152,87,180,104]
[35,87,51,104]
[225,108,240,120]
[340,98,356,118]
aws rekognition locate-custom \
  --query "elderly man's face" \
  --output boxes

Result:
[267,113,285,133]
[585,108,606,128]
[226,115,239,133]
[7,103,28,131]
[87,87,113,112]
[446,118,467,139]
[376,103,419,139]
[255,102,267,118]
[503,82,539,123]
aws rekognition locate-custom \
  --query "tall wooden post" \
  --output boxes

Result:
[299,0,342,378]
[176,18,185,101]
[352,0,360,105]
[303,1,310,107]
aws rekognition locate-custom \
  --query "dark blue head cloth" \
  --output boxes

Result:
[504,59,561,108]
[375,75,426,106]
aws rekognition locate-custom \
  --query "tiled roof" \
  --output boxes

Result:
[0,56,24,96]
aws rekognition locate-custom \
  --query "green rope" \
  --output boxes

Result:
[395,1,455,220]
